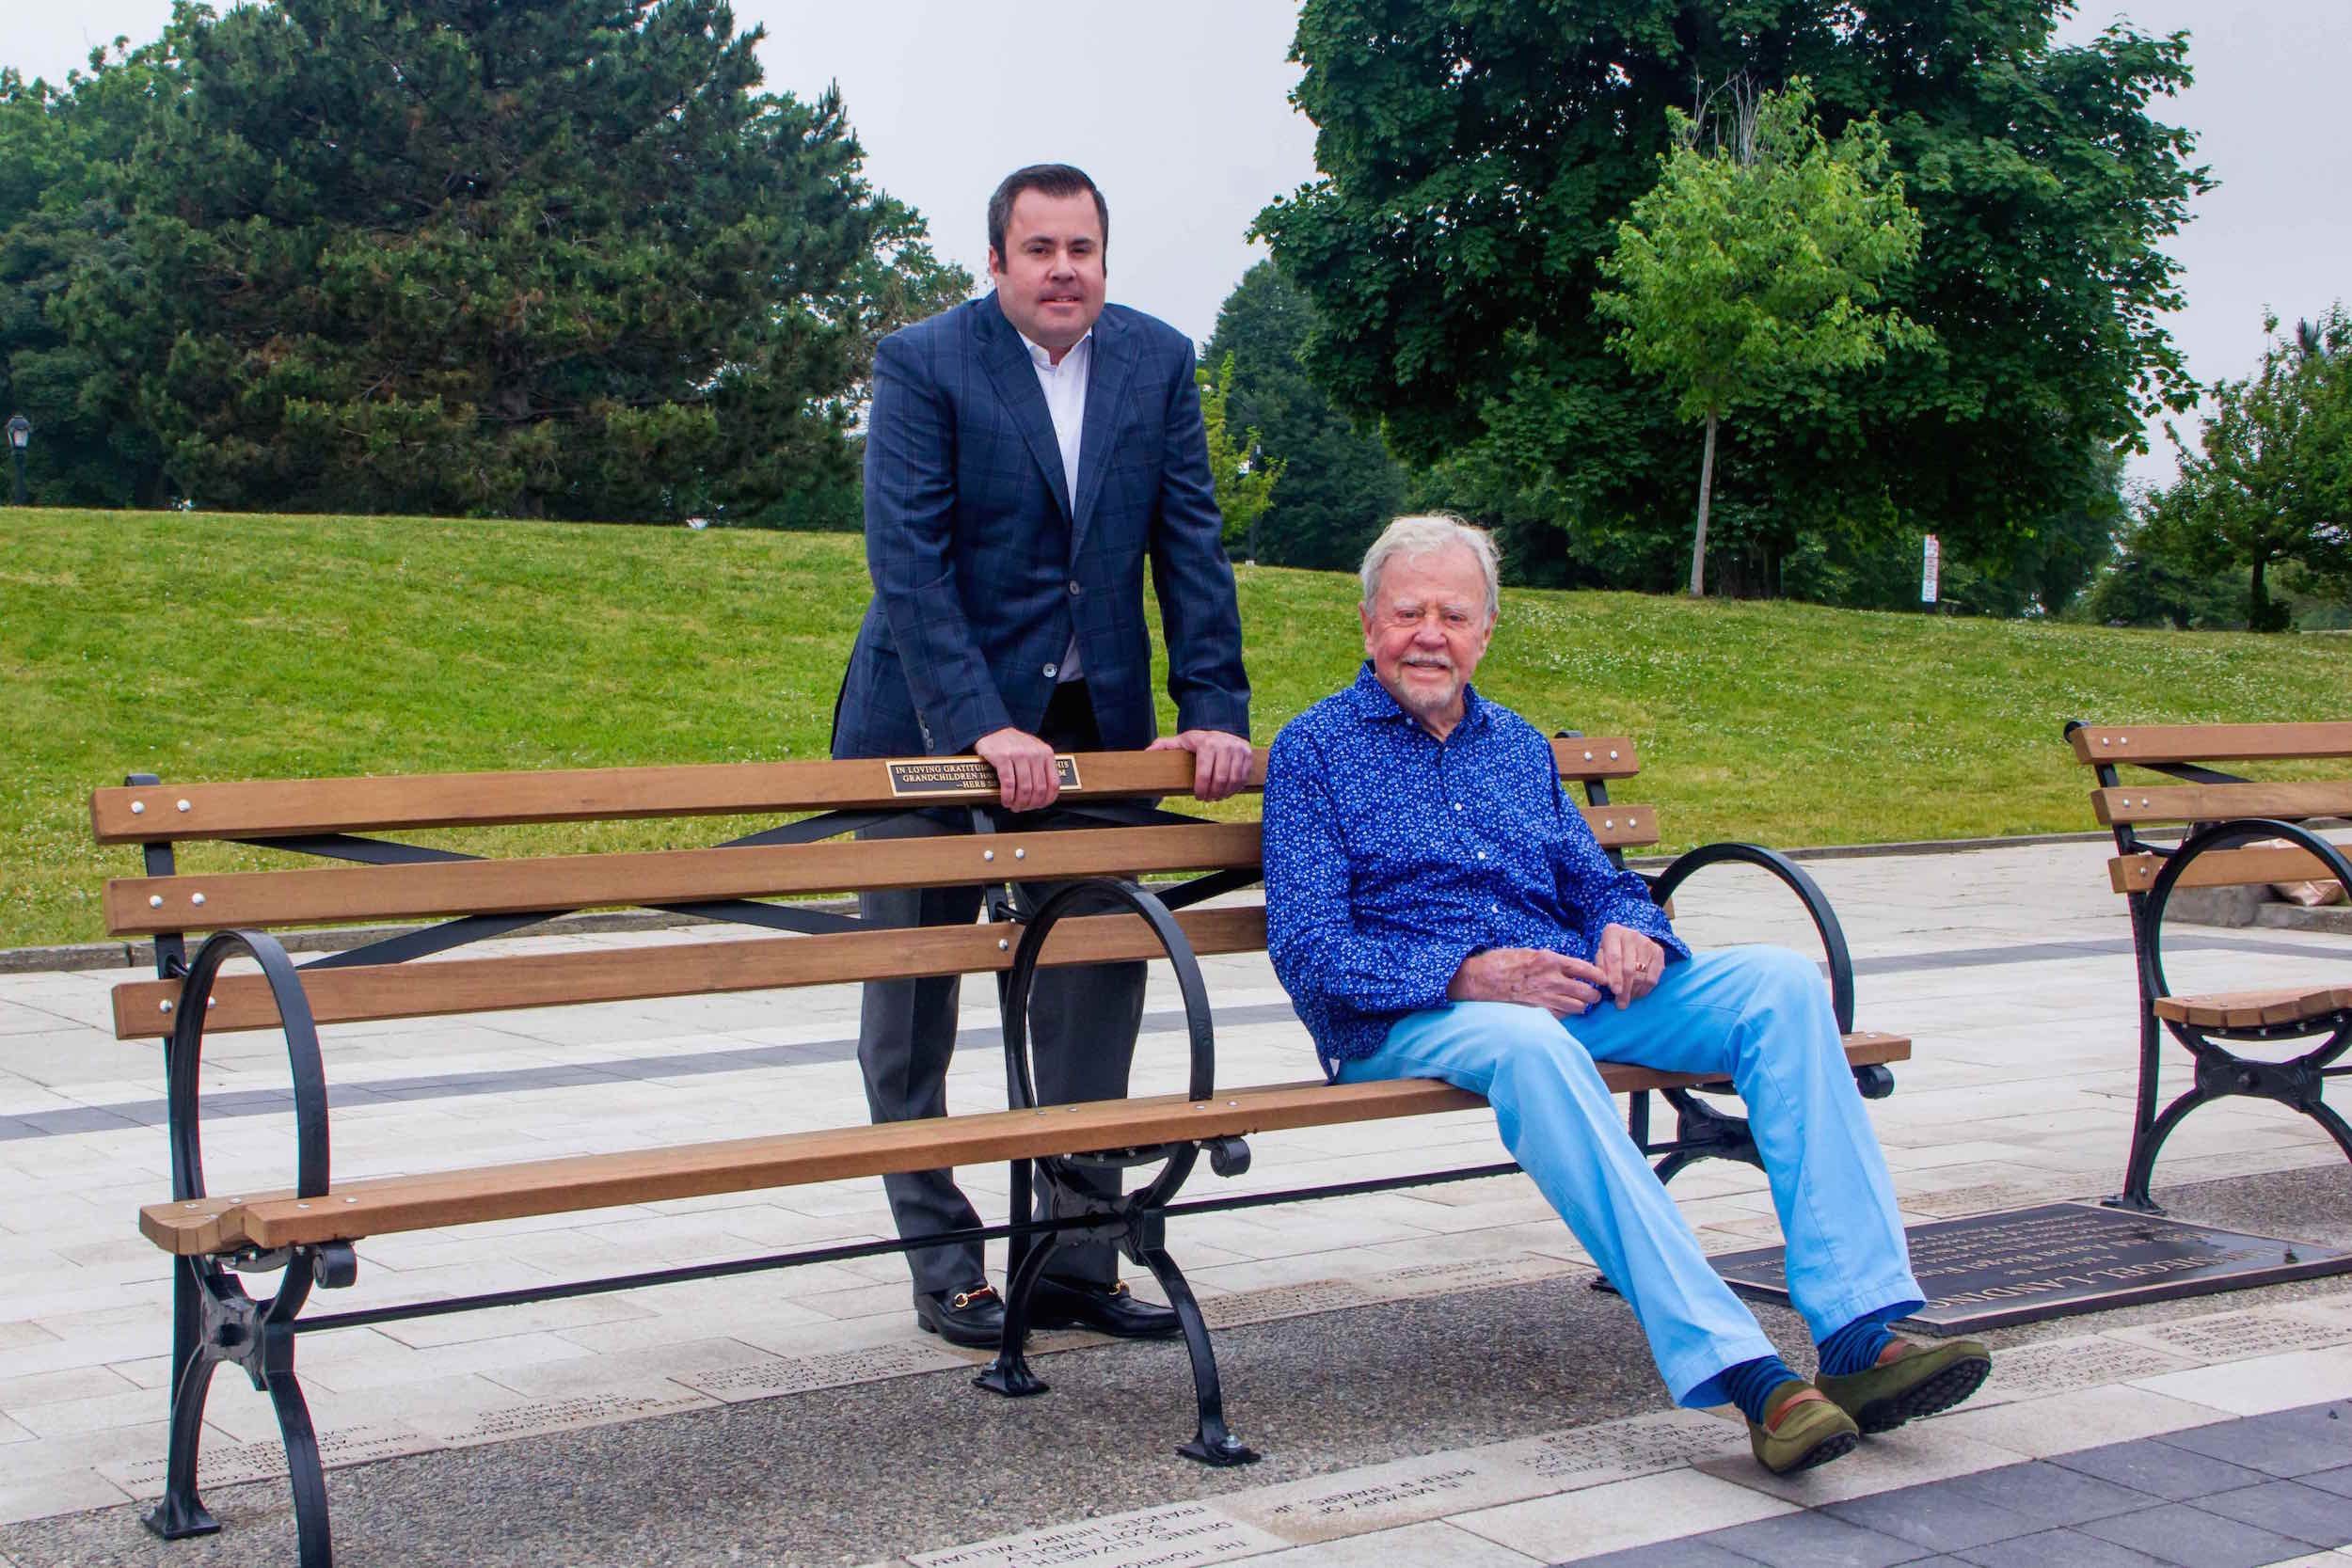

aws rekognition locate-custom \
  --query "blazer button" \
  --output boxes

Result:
[1042,662,1058,678]
[1068,580,1083,595]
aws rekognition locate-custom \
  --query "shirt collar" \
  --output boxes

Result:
[1343,660,1489,734]
[1021,328,1092,372]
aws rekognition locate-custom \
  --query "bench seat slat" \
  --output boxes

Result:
[2071,723,2352,768]
[2153,988,2352,1030]
[135,1033,1910,1256]
[92,739,1641,844]
[2107,846,2350,895]
[112,906,1272,1038]
[2092,783,2352,826]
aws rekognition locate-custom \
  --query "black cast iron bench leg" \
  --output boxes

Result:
[1136,1242,1256,1465]
[144,928,353,1568]
[981,874,1257,1465]
[2107,817,2352,1212]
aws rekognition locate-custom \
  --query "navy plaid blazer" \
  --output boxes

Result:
[832,295,1249,760]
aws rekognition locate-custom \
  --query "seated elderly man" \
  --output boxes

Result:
[1262,515,1989,1474]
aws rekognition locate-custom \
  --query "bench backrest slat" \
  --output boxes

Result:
[104,823,1263,935]
[2108,846,2345,895]
[111,906,1269,1039]
[91,752,1248,845]
[92,739,1643,844]
[2091,782,2352,826]
[103,736,1657,1028]
[104,807,1657,938]
[2070,722,2352,768]
[2072,721,2352,900]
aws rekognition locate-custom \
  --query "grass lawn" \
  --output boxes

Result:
[5,505,2347,951]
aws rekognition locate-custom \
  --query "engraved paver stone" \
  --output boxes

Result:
[909,1501,1284,1568]
[1223,1452,1546,1544]
[680,1343,965,1401]
[1972,1333,2199,1405]
[103,1424,432,1496]
[2113,1307,2352,1363]
[1370,1254,1580,1299]
[422,1389,711,1445]
[1200,1279,1377,1328]
[1485,1409,1746,1490]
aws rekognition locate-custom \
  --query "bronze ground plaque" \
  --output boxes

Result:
[1708,1201,2352,1333]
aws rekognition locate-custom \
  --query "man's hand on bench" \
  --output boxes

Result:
[976,726,1064,811]
[1146,728,1253,801]
[1447,948,1607,1017]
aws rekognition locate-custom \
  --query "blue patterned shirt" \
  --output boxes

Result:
[1263,664,1690,1076]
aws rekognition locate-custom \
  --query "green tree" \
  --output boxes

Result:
[1774,442,2122,615]
[2144,307,2352,631]
[2081,481,2246,629]
[1255,0,2207,595]
[1201,261,1408,570]
[35,0,965,522]
[1198,352,1283,557]
[1595,79,1930,595]
[0,39,183,507]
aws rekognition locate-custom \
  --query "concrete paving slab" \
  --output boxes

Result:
[1241,1519,1543,1566]
[1452,1468,1797,1560]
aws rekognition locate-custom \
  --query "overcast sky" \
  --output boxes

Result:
[13,2,2347,485]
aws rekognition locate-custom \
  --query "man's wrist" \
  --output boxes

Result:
[1174,710,1249,742]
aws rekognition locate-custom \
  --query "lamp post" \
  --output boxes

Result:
[5,415,27,507]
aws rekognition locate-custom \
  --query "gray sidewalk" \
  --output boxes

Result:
[2,839,2350,1565]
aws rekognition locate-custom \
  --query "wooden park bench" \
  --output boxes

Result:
[96,739,1908,1566]
[2067,721,2352,1211]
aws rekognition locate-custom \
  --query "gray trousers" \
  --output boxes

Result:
[853,687,1147,1296]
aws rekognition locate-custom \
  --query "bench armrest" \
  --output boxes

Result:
[1647,842,1856,1035]
[1001,877,1217,1211]
[166,929,332,1206]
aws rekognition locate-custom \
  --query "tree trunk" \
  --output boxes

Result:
[2249,555,2290,632]
[1689,411,1717,597]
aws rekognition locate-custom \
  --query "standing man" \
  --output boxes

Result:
[833,165,1252,1348]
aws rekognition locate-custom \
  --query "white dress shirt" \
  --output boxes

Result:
[1023,327,1091,684]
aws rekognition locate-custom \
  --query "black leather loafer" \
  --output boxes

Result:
[1025,1277,1181,1339]
[913,1283,1009,1349]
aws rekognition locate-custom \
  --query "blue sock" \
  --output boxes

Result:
[1818,1314,1896,1378]
[1721,1353,1799,1425]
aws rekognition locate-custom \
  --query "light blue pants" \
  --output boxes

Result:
[1338,946,1922,1407]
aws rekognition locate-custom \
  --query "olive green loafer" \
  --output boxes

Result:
[1747,1380,1860,1475]
[1817,1338,1992,1434]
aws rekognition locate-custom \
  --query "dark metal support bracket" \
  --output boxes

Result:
[1649,1086,1762,1183]
[143,928,351,1567]
[978,876,1258,1466]
[2100,807,2352,1212]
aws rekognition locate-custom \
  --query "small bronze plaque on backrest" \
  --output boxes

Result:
[883,756,1082,798]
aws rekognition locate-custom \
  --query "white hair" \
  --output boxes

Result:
[1359,515,1501,624]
